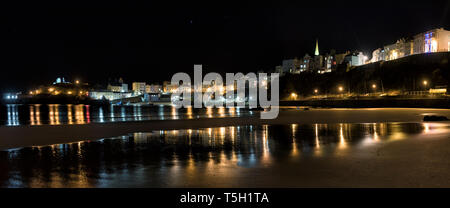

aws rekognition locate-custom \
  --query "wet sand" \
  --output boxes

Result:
[1,108,449,150]
[173,129,450,188]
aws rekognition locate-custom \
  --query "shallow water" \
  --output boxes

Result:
[1,122,448,188]
[0,104,254,126]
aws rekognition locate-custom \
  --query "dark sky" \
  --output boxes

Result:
[1,1,449,92]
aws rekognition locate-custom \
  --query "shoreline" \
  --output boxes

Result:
[1,107,450,150]
[281,98,450,109]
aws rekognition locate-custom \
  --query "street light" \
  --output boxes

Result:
[291,92,298,100]
[372,84,377,89]
[338,86,343,92]
[423,80,428,86]
[314,89,318,94]
[75,80,80,84]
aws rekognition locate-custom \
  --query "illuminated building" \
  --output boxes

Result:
[89,91,133,100]
[344,52,366,67]
[281,58,302,74]
[107,78,129,93]
[384,38,413,61]
[380,28,450,62]
[413,28,450,54]
[370,48,385,62]
[132,82,147,95]
[146,84,163,93]
[162,81,178,93]
[107,83,128,92]
[3,93,19,100]
[52,77,72,85]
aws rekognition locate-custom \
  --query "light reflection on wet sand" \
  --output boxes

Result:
[1,122,448,187]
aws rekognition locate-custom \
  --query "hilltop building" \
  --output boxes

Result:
[377,28,450,62]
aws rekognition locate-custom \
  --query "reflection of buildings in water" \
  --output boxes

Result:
[372,123,379,141]
[230,126,236,145]
[98,107,105,123]
[67,104,73,124]
[186,106,193,119]
[219,127,226,145]
[261,125,270,164]
[120,106,126,121]
[110,105,115,122]
[228,107,235,117]
[423,123,430,134]
[387,123,407,141]
[133,105,142,121]
[206,107,213,118]
[187,129,193,145]
[5,122,444,187]
[291,124,298,156]
[77,142,82,157]
[49,104,61,125]
[360,123,380,146]
[29,104,41,125]
[133,132,145,143]
[158,105,165,120]
[420,122,448,135]
[74,104,85,124]
[85,105,91,124]
[7,104,19,126]
[218,107,225,117]
[315,124,320,148]
[171,106,178,120]
[338,123,347,149]
[207,128,213,145]
[313,124,324,156]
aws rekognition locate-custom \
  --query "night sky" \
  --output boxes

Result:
[1,1,449,92]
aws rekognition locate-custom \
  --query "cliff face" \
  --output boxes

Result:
[280,52,450,98]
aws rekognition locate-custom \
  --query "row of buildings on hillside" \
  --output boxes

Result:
[89,78,178,101]
[5,77,182,103]
[277,28,450,75]
[372,28,450,62]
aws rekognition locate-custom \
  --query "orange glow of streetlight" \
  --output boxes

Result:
[314,89,318,94]
[290,92,298,100]
[423,80,428,86]
[338,86,343,92]
[75,80,80,84]
[372,84,377,89]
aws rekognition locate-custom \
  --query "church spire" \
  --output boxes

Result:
[314,39,319,56]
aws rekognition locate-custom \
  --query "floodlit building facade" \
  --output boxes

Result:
[132,82,146,95]
[376,28,450,62]
[413,28,450,54]
[89,91,133,101]
[146,84,162,93]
